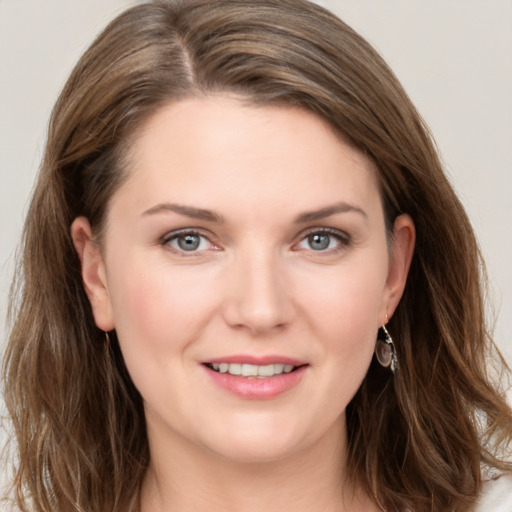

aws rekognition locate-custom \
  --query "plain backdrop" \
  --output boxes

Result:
[1,0,511,490]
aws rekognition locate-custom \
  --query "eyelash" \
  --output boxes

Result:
[161,229,217,255]
[160,227,351,255]
[294,228,351,254]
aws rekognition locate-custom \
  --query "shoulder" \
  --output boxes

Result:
[472,472,512,512]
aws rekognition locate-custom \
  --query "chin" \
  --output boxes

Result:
[196,410,339,465]
[205,434,305,464]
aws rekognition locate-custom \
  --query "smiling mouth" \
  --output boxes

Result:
[204,362,303,378]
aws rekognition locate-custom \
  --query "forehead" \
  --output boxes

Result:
[115,95,381,219]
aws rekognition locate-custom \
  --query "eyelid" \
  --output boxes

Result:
[293,227,352,252]
[158,226,351,255]
[298,226,351,242]
[160,228,221,254]
[161,227,204,243]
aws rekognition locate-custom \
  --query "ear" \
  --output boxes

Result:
[71,217,115,331]
[380,214,415,324]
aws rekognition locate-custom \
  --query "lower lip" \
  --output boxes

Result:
[203,365,308,400]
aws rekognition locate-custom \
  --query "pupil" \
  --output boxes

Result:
[309,233,329,250]
[178,234,200,251]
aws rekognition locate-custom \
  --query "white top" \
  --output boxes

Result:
[473,473,512,511]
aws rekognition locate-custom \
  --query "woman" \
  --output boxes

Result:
[2,0,511,510]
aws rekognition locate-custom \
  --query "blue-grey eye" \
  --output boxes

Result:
[166,232,211,252]
[307,233,331,251]
[296,230,345,252]
[177,234,201,251]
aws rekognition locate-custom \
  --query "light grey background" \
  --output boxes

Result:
[1,0,511,491]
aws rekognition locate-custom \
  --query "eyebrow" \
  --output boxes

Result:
[141,201,367,224]
[294,202,368,223]
[142,203,224,223]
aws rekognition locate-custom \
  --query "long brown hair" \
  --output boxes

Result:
[3,0,511,510]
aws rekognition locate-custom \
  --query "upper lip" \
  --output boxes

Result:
[203,355,307,367]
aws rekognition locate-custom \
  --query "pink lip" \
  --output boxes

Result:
[202,357,308,400]
[204,354,306,366]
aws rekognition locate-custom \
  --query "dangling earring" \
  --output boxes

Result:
[375,323,398,373]
[104,331,111,347]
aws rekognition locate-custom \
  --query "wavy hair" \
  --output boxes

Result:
[3,0,511,510]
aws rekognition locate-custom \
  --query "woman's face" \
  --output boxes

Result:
[73,96,414,463]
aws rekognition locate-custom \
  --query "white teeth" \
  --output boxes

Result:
[210,362,297,377]
[257,364,276,377]
[229,363,242,375]
[274,364,284,374]
[242,364,259,376]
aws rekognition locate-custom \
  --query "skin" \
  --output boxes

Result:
[72,96,415,512]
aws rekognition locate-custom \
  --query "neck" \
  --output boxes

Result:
[139,418,377,512]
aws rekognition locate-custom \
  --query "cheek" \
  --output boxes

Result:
[106,256,221,351]
[300,263,387,331]
[295,257,388,378]
[105,259,216,401]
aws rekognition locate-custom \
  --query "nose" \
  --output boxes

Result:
[222,248,294,335]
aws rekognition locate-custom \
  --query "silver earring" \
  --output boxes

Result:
[375,324,398,373]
